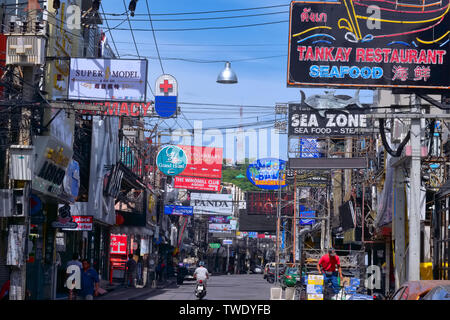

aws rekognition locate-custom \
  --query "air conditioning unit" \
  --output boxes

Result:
[6,35,46,66]
[0,189,13,218]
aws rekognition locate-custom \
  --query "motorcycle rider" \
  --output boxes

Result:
[193,261,210,289]
[317,248,343,297]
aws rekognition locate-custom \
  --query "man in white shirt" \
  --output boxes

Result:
[194,261,210,288]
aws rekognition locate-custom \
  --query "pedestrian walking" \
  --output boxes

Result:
[67,253,82,300]
[79,259,99,300]
[126,254,137,287]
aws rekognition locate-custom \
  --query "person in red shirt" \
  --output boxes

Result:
[317,248,343,295]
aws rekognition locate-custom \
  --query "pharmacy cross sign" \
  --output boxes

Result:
[160,80,173,94]
[155,74,178,117]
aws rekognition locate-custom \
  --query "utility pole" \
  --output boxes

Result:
[408,95,422,281]
[293,171,297,263]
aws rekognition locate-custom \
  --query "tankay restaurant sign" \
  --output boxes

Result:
[287,1,450,89]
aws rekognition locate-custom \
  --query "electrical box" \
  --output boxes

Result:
[13,188,28,217]
[6,35,46,66]
[9,145,35,181]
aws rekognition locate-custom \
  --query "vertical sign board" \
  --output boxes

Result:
[155,74,178,117]
[287,1,450,89]
[110,234,127,255]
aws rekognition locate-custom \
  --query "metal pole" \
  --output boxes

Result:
[226,244,229,274]
[408,95,422,281]
[275,168,282,285]
[293,172,297,263]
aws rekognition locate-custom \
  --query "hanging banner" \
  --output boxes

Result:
[174,176,221,192]
[287,1,450,89]
[177,145,223,179]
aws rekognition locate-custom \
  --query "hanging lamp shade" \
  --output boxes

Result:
[217,61,238,84]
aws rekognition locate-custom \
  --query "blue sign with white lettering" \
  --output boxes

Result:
[246,158,287,190]
[164,205,193,216]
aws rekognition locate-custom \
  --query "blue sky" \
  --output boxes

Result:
[100,0,374,161]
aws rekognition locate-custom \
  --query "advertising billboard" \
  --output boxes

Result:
[190,193,234,215]
[164,205,194,216]
[68,58,148,101]
[110,234,127,255]
[156,145,187,176]
[289,104,371,136]
[246,192,294,215]
[208,222,237,232]
[62,216,93,231]
[287,1,450,89]
[246,158,287,190]
[177,145,223,179]
[174,176,221,192]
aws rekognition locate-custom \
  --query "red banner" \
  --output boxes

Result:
[174,176,221,192]
[110,234,127,255]
[177,145,223,178]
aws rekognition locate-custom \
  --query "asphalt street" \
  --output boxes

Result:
[144,274,272,300]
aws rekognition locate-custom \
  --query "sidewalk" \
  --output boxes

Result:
[96,278,177,300]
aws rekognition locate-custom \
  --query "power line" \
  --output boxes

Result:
[101,20,289,32]
[100,10,288,22]
[117,54,286,64]
[122,0,140,58]
[144,0,164,74]
[102,4,290,16]
[101,3,120,58]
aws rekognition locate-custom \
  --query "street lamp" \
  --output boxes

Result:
[217,61,238,84]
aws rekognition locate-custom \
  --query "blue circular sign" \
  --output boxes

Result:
[246,158,287,190]
[156,145,187,176]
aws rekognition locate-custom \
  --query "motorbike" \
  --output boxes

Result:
[176,265,187,285]
[194,279,207,300]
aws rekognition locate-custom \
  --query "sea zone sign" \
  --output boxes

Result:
[288,104,370,136]
[287,1,450,89]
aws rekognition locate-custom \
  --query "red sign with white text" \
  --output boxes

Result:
[110,234,127,255]
[174,176,221,192]
[177,145,223,178]
[62,216,93,231]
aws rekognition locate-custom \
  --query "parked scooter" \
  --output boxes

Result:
[194,279,207,300]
